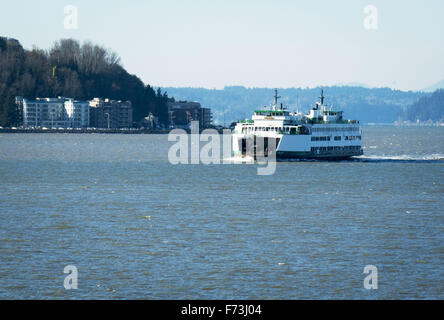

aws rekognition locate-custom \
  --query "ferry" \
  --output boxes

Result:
[232,89,363,160]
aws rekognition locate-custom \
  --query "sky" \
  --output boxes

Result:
[1,0,443,91]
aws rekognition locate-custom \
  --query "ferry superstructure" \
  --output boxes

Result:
[232,90,363,160]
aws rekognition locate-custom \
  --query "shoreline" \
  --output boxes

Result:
[0,128,170,134]
[0,128,227,134]
[1,124,442,135]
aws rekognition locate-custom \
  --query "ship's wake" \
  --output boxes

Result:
[350,154,444,163]
[223,154,444,163]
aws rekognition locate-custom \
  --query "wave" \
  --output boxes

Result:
[222,156,255,163]
[351,154,444,163]
[223,154,444,163]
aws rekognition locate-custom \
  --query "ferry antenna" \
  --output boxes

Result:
[319,89,325,106]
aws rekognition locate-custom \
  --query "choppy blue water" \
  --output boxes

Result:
[0,126,443,299]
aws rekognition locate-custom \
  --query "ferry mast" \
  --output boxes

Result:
[272,89,281,111]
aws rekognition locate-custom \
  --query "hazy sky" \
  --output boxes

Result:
[1,0,443,91]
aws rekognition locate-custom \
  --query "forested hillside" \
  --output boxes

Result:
[2,37,438,127]
[0,37,168,127]
[402,89,444,123]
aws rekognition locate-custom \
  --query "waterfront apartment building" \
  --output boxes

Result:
[167,99,212,129]
[65,99,90,128]
[89,98,133,128]
[200,108,212,129]
[20,97,89,128]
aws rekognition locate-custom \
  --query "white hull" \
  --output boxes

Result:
[232,125,363,160]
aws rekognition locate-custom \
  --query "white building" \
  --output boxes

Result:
[65,99,90,128]
[21,97,89,128]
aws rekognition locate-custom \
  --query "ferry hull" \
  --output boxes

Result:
[232,133,363,160]
[276,150,363,160]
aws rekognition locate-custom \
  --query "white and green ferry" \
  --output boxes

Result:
[232,90,363,160]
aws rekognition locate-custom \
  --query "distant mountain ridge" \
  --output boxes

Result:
[335,82,373,89]
[163,86,426,124]
[423,79,444,92]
